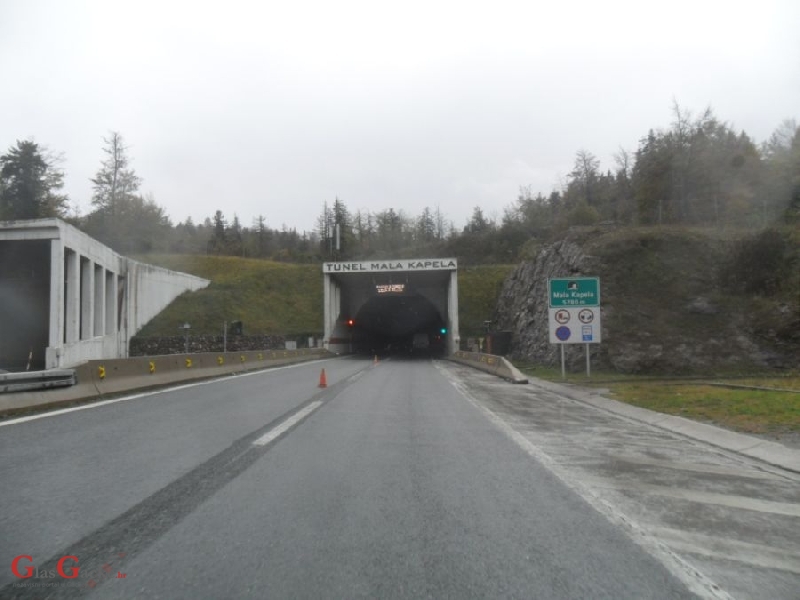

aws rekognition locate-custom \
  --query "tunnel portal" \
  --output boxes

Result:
[322,259,459,356]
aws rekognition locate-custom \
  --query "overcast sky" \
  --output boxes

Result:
[1,0,798,232]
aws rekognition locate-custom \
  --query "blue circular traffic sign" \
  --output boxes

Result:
[555,326,571,341]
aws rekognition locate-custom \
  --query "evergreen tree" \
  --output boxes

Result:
[90,132,140,216]
[84,132,174,252]
[0,140,68,220]
[416,207,436,243]
[761,119,800,224]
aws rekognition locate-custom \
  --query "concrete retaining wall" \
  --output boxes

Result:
[0,218,211,370]
[127,260,209,335]
[448,351,528,384]
[0,349,330,415]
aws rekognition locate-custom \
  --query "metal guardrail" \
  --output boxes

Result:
[0,369,77,393]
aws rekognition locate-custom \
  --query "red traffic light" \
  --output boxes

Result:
[347,319,355,327]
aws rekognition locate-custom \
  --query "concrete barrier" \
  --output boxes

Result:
[448,351,528,384]
[0,348,331,415]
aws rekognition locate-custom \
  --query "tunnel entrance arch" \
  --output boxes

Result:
[322,259,459,356]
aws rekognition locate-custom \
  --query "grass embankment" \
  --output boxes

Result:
[134,255,513,339]
[519,364,800,434]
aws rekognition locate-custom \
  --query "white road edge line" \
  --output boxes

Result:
[0,359,331,428]
[252,400,323,446]
[433,361,734,600]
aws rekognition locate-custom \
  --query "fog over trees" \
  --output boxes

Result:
[2,106,798,264]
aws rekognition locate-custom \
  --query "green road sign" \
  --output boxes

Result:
[548,277,600,307]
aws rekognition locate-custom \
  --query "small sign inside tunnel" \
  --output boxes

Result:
[376,284,406,294]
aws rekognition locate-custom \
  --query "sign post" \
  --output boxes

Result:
[548,278,601,378]
[179,323,191,354]
[586,344,591,377]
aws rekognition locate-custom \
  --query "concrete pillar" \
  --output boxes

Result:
[94,264,105,336]
[80,257,93,339]
[118,274,128,358]
[105,270,116,335]
[323,273,331,344]
[333,282,341,323]
[447,270,460,355]
[325,277,342,338]
[47,240,65,368]
[64,249,80,344]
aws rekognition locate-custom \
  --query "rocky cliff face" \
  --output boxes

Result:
[492,237,590,369]
[493,227,799,374]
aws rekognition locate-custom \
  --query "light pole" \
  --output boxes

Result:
[179,323,191,354]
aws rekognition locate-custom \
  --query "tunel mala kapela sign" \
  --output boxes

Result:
[323,259,458,273]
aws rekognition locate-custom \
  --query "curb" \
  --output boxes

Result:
[525,376,800,474]
[448,351,529,384]
[0,349,332,416]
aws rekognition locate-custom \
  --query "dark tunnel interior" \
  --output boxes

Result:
[0,240,50,371]
[344,294,448,357]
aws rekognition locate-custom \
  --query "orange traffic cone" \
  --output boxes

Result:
[318,368,327,388]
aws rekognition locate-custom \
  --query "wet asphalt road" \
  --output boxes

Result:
[445,361,800,600]
[0,357,695,599]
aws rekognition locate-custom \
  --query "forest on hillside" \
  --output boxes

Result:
[2,105,798,265]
